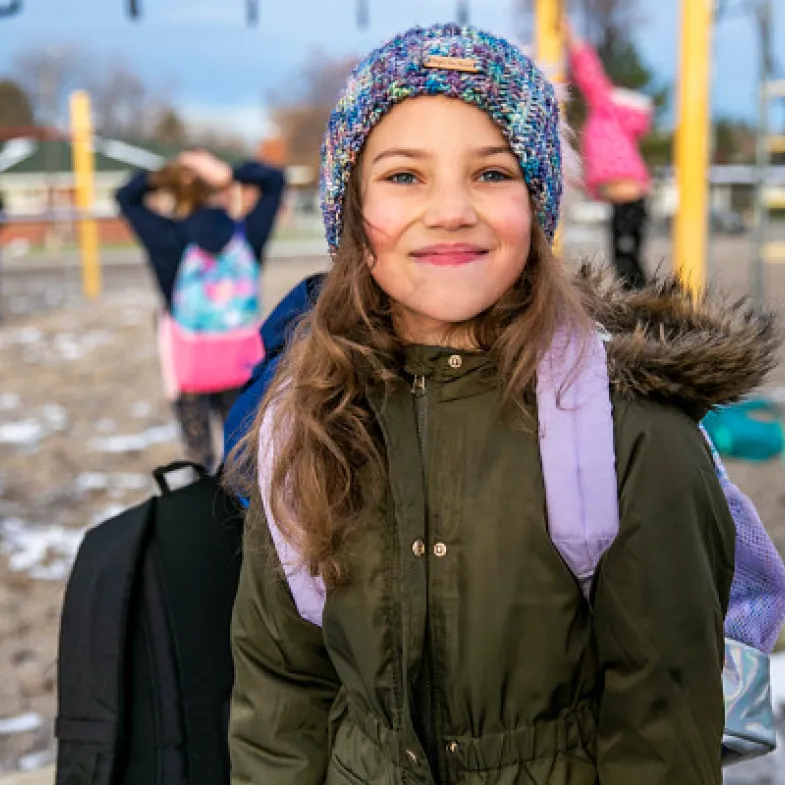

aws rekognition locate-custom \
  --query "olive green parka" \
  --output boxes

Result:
[229,270,779,785]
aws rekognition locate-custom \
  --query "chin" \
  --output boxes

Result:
[415,301,492,325]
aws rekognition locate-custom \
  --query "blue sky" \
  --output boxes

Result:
[0,0,778,141]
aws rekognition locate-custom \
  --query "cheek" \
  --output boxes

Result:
[491,194,532,252]
[363,191,413,257]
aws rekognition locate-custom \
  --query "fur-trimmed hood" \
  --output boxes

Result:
[575,265,781,420]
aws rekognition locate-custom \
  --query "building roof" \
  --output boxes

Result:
[0,136,247,176]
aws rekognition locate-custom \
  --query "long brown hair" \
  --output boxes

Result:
[227,171,592,587]
[148,161,214,217]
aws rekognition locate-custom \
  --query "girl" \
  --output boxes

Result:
[563,20,653,290]
[227,24,777,785]
[116,149,285,470]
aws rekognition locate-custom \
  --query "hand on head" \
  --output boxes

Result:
[178,149,233,190]
[558,17,575,46]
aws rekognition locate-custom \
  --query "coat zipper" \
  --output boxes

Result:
[411,375,428,452]
[411,374,439,777]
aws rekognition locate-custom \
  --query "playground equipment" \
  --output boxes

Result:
[672,0,713,297]
[534,0,563,80]
[68,91,101,300]
[527,0,713,295]
[122,0,471,28]
[3,1,779,303]
[0,0,21,17]
[750,0,785,302]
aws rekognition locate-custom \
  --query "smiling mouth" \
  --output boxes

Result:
[410,244,490,266]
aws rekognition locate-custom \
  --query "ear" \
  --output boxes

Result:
[363,243,377,269]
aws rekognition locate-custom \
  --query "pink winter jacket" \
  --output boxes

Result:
[567,41,652,199]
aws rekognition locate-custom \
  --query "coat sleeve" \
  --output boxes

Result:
[229,499,341,785]
[567,40,613,109]
[114,170,180,254]
[233,161,286,261]
[593,402,736,785]
[615,101,652,140]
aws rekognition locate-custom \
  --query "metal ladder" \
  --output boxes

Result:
[751,0,785,301]
[759,80,785,270]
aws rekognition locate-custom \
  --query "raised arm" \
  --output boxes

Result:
[233,162,286,261]
[114,170,179,254]
[563,24,614,109]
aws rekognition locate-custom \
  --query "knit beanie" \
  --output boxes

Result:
[320,23,566,255]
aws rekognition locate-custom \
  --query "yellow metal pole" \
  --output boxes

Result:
[535,0,563,73]
[673,0,713,296]
[535,0,564,251]
[69,90,102,299]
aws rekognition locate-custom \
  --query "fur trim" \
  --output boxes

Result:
[573,265,781,418]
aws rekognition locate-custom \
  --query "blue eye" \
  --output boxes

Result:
[479,169,512,183]
[386,172,418,185]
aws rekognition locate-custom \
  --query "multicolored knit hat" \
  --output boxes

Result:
[320,23,564,255]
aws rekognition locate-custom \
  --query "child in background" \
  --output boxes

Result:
[563,19,653,290]
[116,150,285,470]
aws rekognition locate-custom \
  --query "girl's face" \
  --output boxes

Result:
[360,96,532,346]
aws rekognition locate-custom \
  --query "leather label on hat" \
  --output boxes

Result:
[423,55,480,73]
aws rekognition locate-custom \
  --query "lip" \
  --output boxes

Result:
[410,243,489,266]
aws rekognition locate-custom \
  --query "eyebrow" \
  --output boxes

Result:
[372,144,512,165]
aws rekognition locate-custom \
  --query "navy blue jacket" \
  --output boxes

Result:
[115,162,285,311]
[223,273,324,462]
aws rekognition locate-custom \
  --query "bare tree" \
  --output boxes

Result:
[89,62,149,138]
[88,60,184,142]
[12,46,86,127]
[513,0,642,50]
[151,108,188,146]
[0,79,35,127]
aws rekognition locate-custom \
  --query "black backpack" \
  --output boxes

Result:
[55,462,244,785]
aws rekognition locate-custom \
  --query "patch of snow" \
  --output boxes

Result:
[5,238,30,259]
[52,330,112,362]
[0,420,46,445]
[88,423,179,454]
[75,472,149,494]
[14,327,42,345]
[45,289,66,307]
[121,310,144,327]
[131,401,153,418]
[95,418,117,433]
[0,406,68,447]
[18,746,55,772]
[91,503,126,526]
[40,404,68,431]
[10,298,32,315]
[0,713,43,735]
[0,327,41,349]
[0,393,21,411]
[0,518,85,581]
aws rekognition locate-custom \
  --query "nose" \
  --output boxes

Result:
[422,177,478,231]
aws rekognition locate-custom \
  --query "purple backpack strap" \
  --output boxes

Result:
[536,328,620,597]
[257,403,326,627]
